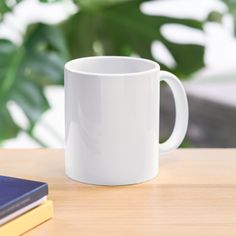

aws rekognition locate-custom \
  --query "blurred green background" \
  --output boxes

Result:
[0,0,236,147]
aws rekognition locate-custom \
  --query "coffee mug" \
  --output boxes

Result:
[64,56,188,185]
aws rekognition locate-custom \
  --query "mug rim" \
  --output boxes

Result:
[64,56,160,77]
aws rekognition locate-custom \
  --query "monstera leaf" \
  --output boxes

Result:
[0,0,206,145]
[0,0,22,20]
[62,0,204,78]
[221,0,236,35]
[0,24,68,144]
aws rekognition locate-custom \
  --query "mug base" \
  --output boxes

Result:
[65,170,159,186]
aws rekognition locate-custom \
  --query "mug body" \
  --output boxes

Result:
[65,56,160,185]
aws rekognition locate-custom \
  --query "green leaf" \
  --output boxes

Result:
[0,1,12,17]
[10,80,50,123]
[221,0,236,36]
[0,0,206,145]
[164,41,204,78]
[39,0,57,2]
[207,11,223,23]
[75,0,133,10]
[62,0,204,77]
[0,24,68,142]
[61,11,96,58]
[0,105,19,142]
[0,0,22,20]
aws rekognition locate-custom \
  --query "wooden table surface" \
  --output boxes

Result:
[1,149,236,236]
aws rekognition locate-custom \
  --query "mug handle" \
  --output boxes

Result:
[159,71,189,154]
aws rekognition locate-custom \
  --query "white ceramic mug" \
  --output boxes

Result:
[64,56,188,185]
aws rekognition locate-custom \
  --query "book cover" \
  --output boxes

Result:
[0,175,48,219]
[0,200,53,236]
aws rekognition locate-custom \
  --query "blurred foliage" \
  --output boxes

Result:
[222,0,236,35]
[63,1,204,76]
[207,11,224,23]
[0,0,206,145]
[0,24,68,145]
[0,0,21,18]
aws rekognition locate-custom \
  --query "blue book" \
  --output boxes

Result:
[0,176,48,220]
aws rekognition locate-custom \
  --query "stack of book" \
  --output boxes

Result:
[0,175,53,235]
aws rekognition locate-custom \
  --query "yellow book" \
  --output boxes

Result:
[0,200,53,236]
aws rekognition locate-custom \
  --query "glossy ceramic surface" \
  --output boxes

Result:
[64,56,188,185]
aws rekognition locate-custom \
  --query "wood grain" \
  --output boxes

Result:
[0,149,236,236]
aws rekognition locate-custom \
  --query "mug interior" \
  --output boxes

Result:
[65,56,159,76]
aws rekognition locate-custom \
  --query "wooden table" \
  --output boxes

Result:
[1,149,236,236]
